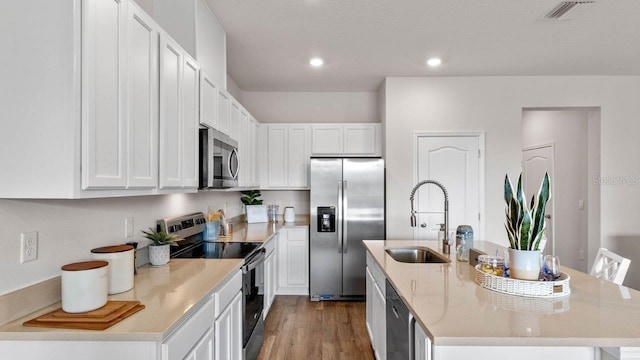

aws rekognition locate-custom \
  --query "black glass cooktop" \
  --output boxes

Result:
[170,240,260,260]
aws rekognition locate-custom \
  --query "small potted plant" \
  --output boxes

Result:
[504,172,550,280]
[142,227,180,266]
[241,190,267,223]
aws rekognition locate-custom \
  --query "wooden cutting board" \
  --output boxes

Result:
[23,301,144,330]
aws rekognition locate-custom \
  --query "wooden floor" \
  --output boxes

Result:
[257,296,375,360]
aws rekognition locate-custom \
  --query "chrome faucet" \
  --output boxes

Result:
[409,180,451,254]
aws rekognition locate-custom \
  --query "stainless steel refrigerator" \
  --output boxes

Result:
[310,157,385,301]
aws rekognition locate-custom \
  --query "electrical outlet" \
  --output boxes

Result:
[125,217,134,238]
[20,231,38,263]
[579,249,585,261]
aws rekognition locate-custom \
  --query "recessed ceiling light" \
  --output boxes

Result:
[310,58,324,67]
[427,58,442,67]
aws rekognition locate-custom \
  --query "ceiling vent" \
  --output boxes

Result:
[541,1,595,20]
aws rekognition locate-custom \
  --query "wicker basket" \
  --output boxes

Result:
[474,265,570,298]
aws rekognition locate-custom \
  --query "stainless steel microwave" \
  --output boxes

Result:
[199,128,239,188]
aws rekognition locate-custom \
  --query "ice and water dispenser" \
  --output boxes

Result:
[316,207,336,232]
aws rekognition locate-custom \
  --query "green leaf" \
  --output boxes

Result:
[530,173,550,247]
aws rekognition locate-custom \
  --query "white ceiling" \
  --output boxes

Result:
[204,0,640,92]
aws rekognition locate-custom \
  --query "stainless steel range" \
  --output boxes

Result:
[158,213,264,360]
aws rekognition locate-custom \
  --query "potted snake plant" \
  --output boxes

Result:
[504,172,550,280]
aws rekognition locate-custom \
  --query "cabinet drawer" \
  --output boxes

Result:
[214,270,242,317]
[162,296,214,360]
[366,252,386,297]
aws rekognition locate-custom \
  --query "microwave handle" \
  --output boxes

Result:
[229,148,239,180]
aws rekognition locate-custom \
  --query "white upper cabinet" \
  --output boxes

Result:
[310,124,343,155]
[199,70,218,129]
[159,32,200,189]
[0,0,181,198]
[311,123,381,156]
[229,99,241,141]
[81,0,128,189]
[217,89,231,136]
[261,124,311,189]
[153,0,226,89]
[182,54,200,188]
[127,4,160,189]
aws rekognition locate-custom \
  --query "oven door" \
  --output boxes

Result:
[242,248,265,358]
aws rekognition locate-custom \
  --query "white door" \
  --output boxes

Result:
[127,4,159,189]
[414,134,483,240]
[522,144,554,255]
[182,54,200,188]
[82,0,128,189]
[159,33,183,189]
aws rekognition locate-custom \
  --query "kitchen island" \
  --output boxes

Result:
[364,239,640,360]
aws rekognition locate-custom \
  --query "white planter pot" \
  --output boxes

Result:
[148,244,170,266]
[509,248,541,280]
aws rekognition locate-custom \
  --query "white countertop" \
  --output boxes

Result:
[0,259,243,342]
[364,239,640,347]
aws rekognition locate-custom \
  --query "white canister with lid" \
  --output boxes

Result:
[284,206,296,223]
[90,245,135,294]
[61,260,109,313]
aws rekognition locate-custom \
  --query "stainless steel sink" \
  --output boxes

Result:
[385,246,450,264]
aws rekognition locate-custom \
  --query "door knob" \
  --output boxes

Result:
[544,215,551,219]
[420,223,427,228]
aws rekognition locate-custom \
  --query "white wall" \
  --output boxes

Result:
[383,76,640,290]
[522,109,591,272]
[0,192,243,295]
[242,91,378,123]
[260,190,310,215]
[227,75,244,103]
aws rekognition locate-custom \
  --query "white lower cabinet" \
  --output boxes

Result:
[214,291,243,360]
[277,227,309,295]
[186,327,214,360]
[415,321,431,360]
[263,235,278,317]
[162,297,215,360]
[366,252,386,360]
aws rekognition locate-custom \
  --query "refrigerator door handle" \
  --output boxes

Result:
[343,180,348,253]
[337,180,343,253]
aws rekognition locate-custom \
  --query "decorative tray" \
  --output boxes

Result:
[474,265,570,298]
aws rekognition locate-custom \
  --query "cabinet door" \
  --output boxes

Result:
[415,322,431,360]
[217,90,230,136]
[266,125,288,187]
[82,0,128,189]
[127,4,159,189]
[311,124,343,155]
[287,125,311,188]
[264,251,276,317]
[191,326,214,360]
[159,33,183,189]
[250,118,260,186]
[373,280,386,360]
[199,71,218,129]
[237,110,249,186]
[229,99,240,141]
[365,267,375,343]
[182,54,199,188]
[343,124,378,155]
[278,227,309,294]
[214,291,242,360]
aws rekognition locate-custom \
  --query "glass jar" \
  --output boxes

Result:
[478,254,505,277]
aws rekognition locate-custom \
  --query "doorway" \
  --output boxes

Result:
[521,108,601,272]
[413,133,485,240]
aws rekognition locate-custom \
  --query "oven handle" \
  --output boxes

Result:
[242,248,266,274]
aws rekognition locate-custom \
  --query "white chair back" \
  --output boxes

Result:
[590,248,631,285]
